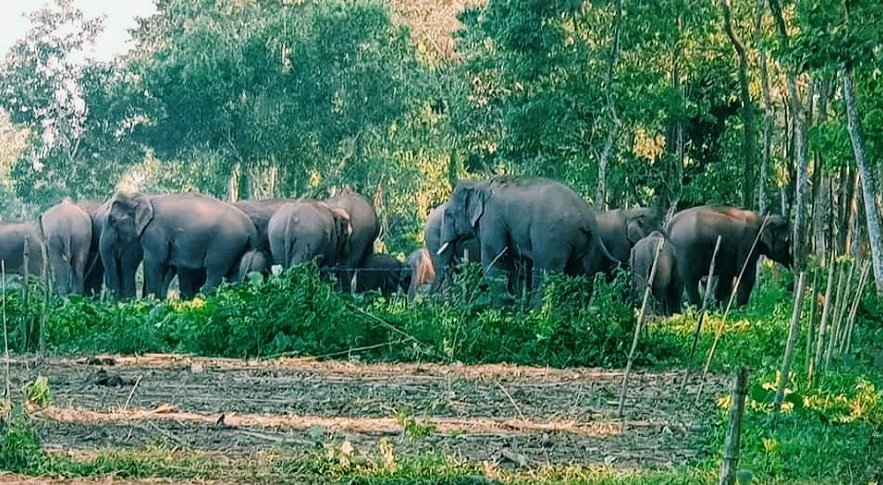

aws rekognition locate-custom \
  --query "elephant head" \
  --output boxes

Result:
[438,181,483,256]
[626,207,663,244]
[760,215,792,267]
[108,192,153,243]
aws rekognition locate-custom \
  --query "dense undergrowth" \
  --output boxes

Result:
[0,263,881,483]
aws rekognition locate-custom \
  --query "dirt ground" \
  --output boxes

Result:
[5,354,727,472]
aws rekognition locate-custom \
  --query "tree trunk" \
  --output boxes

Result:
[723,0,756,209]
[769,0,809,272]
[841,67,883,293]
[755,1,773,215]
[811,78,832,262]
[595,0,623,209]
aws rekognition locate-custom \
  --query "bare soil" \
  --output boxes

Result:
[7,354,727,472]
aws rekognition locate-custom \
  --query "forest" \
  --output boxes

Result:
[0,0,881,483]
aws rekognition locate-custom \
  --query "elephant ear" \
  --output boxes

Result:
[330,207,353,256]
[759,215,785,249]
[626,215,646,244]
[465,187,484,229]
[133,197,155,236]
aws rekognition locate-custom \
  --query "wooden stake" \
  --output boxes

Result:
[697,217,770,402]
[824,259,850,370]
[773,272,806,414]
[843,260,870,355]
[2,261,8,402]
[617,237,665,423]
[719,367,750,485]
[832,258,857,352]
[681,235,722,392]
[21,234,29,352]
[804,269,818,376]
[811,261,836,383]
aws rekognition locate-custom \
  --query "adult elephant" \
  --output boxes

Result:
[234,199,294,254]
[666,205,792,307]
[424,202,480,294]
[104,192,257,299]
[78,200,108,296]
[326,187,379,290]
[0,222,46,280]
[439,177,616,302]
[354,254,404,295]
[40,198,93,295]
[594,207,663,270]
[630,231,682,316]
[268,199,352,269]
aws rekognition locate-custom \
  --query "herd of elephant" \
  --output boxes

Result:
[0,176,793,314]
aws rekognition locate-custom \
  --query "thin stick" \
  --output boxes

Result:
[618,237,664,422]
[833,258,857,350]
[2,261,9,402]
[824,259,850,370]
[39,240,49,356]
[21,235,29,352]
[811,260,836,385]
[123,375,143,410]
[833,257,858,353]
[719,367,750,485]
[773,272,806,415]
[689,235,723,360]
[697,217,770,402]
[494,379,526,422]
[843,260,870,355]
[804,269,818,378]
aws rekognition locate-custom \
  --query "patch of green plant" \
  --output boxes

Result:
[0,405,44,473]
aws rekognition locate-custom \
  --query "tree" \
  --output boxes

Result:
[0,0,141,206]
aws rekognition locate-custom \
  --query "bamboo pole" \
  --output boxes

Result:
[832,258,857,351]
[719,367,750,485]
[843,260,871,355]
[697,217,770,402]
[804,269,818,376]
[21,234,29,352]
[681,235,723,392]
[824,259,851,370]
[617,237,665,423]
[811,260,836,383]
[773,272,806,414]
[2,261,8,402]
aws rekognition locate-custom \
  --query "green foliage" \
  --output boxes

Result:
[0,405,44,473]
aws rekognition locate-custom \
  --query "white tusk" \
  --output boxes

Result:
[436,242,451,256]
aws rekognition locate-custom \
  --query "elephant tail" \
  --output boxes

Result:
[283,214,296,268]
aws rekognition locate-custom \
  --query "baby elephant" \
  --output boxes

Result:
[354,254,405,295]
[630,231,682,316]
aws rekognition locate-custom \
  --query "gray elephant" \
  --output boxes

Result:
[424,202,480,294]
[238,249,271,281]
[234,199,294,253]
[326,187,379,290]
[40,198,93,295]
[0,222,46,280]
[354,254,404,295]
[595,207,663,271]
[405,248,435,298]
[77,200,107,296]
[439,177,616,302]
[268,199,352,269]
[666,205,792,307]
[630,231,682,316]
[105,192,257,299]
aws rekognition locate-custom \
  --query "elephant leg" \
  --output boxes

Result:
[142,260,169,299]
[736,266,757,307]
[119,245,143,299]
[177,268,206,299]
[683,275,702,308]
[714,276,734,305]
[531,249,568,305]
[664,277,683,316]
